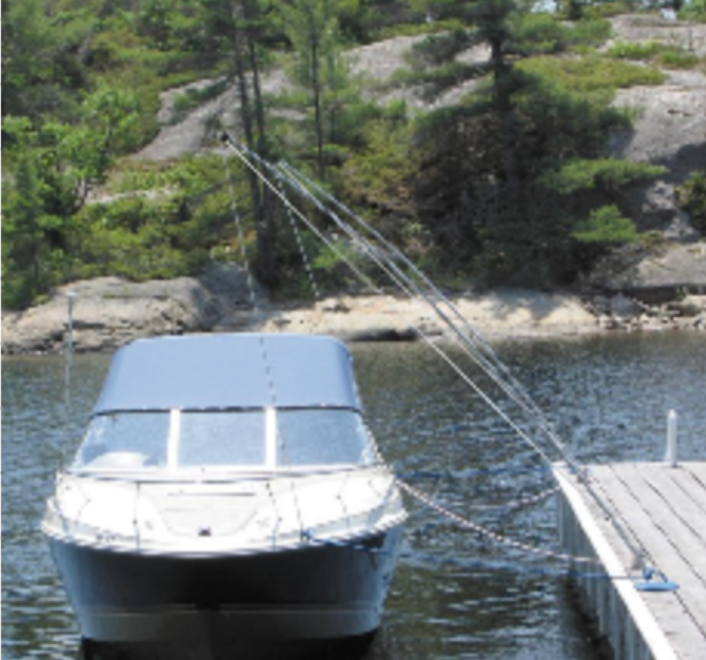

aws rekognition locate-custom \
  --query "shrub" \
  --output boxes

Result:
[168,79,229,125]
[677,172,706,233]
[679,0,706,23]
[572,205,639,245]
[607,41,663,60]
[656,50,700,70]
[565,18,613,49]
[518,56,665,95]
[310,238,372,291]
[541,159,666,195]
[510,14,568,55]
[607,41,701,70]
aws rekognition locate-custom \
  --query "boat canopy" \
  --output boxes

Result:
[93,334,362,414]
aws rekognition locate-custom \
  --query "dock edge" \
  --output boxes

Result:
[553,463,678,660]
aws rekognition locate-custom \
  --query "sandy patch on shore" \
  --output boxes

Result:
[230,290,600,341]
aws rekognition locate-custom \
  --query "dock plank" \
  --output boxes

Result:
[588,465,706,657]
[631,464,706,575]
[633,464,706,547]
[606,465,706,633]
[677,464,706,512]
[613,464,706,580]
[555,461,706,660]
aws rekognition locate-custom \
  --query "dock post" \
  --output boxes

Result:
[664,410,678,467]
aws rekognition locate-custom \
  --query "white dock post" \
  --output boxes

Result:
[664,410,678,467]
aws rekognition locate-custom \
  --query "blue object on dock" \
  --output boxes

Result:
[635,580,680,592]
[634,568,679,592]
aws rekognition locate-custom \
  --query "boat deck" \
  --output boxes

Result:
[554,461,706,660]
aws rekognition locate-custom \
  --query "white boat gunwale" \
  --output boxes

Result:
[42,509,407,558]
[64,461,389,481]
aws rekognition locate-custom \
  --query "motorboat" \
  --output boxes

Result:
[42,333,406,658]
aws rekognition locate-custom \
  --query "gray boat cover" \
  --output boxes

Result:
[93,334,362,413]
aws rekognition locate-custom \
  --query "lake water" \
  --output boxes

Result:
[3,333,705,659]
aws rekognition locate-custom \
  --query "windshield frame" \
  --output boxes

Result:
[69,406,382,477]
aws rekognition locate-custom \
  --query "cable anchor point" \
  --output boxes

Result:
[634,567,679,592]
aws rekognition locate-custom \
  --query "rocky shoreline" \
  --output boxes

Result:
[2,266,704,355]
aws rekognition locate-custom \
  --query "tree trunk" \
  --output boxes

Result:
[247,27,276,285]
[310,38,325,180]
[229,17,275,287]
[489,35,521,217]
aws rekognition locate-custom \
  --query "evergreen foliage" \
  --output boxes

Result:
[280,0,373,179]
[679,0,706,23]
[2,86,141,307]
[404,4,666,286]
[677,171,706,232]
[1,1,698,307]
[571,205,639,245]
[607,40,701,69]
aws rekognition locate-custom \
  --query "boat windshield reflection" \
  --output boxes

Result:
[72,407,379,473]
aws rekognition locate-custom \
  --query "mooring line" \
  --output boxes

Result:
[301,519,656,587]
[396,478,677,589]
[396,479,601,567]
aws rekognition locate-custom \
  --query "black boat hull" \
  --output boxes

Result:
[48,526,402,650]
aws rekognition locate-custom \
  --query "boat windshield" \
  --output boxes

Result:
[276,410,377,467]
[72,408,378,472]
[73,412,169,470]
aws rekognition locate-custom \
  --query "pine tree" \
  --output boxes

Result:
[201,0,278,285]
[406,1,659,285]
[406,0,524,271]
[281,0,357,180]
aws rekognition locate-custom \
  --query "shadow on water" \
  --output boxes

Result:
[3,334,705,660]
[79,632,381,660]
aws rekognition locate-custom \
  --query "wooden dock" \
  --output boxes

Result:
[554,462,706,660]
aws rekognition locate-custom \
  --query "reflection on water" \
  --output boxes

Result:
[3,333,705,659]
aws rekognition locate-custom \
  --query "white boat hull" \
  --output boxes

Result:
[47,523,403,656]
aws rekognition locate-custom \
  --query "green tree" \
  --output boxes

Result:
[2,87,139,308]
[406,2,665,285]
[677,171,706,233]
[2,146,47,307]
[200,0,279,285]
[2,0,62,118]
[281,0,361,179]
[77,85,141,181]
[679,0,706,22]
[136,0,179,50]
[2,117,75,307]
[407,0,535,275]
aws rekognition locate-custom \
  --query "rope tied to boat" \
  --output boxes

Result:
[397,478,600,566]
[396,479,679,589]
